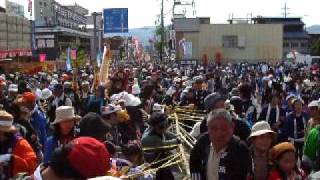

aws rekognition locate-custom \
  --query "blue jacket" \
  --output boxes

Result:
[284,111,309,139]
[43,136,58,163]
[31,109,48,148]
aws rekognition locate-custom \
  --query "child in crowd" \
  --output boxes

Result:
[268,142,306,180]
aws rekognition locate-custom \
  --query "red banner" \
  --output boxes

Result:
[0,49,32,58]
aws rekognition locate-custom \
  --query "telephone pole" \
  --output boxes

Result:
[282,3,290,18]
[160,0,165,62]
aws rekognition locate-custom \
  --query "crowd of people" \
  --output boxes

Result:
[0,60,319,180]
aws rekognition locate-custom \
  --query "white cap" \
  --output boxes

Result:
[41,88,52,100]
[8,84,18,92]
[123,93,141,107]
[308,100,320,108]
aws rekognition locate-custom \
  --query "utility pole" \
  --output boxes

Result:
[92,12,97,62]
[282,3,290,18]
[160,0,165,62]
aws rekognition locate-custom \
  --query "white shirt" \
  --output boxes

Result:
[190,122,201,138]
[53,94,72,107]
[207,143,226,180]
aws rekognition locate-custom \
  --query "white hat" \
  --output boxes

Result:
[101,104,121,116]
[110,92,127,103]
[52,106,80,125]
[308,100,320,108]
[53,74,59,79]
[41,88,52,100]
[132,84,141,95]
[248,121,276,140]
[35,88,42,100]
[64,81,72,89]
[50,80,59,86]
[123,93,141,107]
[8,84,18,92]
[303,79,311,87]
[173,77,182,83]
[153,103,165,113]
[81,81,90,86]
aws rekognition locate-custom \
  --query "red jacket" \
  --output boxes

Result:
[268,169,306,180]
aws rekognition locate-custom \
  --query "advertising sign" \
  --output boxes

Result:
[184,41,192,59]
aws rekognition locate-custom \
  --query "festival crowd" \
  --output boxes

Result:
[0,61,319,180]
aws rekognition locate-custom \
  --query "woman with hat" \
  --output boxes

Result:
[0,110,37,178]
[268,142,305,180]
[43,106,80,163]
[248,121,276,180]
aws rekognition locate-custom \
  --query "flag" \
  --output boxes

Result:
[66,47,72,71]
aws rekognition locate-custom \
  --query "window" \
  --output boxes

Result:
[291,42,299,48]
[222,36,238,48]
[283,42,289,47]
[300,42,308,48]
[44,2,47,7]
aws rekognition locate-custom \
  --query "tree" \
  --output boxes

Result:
[311,39,320,56]
[154,25,168,57]
[75,48,87,68]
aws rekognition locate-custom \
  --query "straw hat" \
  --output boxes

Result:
[270,142,295,163]
[52,106,80,125]
[248,121,276,140]
[0,111,16,133]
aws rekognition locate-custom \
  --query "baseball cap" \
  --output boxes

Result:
[22,92,36,104]
[67,137,110,178]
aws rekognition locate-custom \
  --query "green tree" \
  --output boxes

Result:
[154,25,168,54]
[70,48,87,69]
[76,48,87,68]
[311,39,320,56]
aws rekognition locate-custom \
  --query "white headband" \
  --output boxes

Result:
[0,120,13,127]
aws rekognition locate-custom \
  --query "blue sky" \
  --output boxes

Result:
[2,0,320,28]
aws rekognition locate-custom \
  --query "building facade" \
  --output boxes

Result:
[5,0,24,17]
[0,12,32,59]
[252,17,310,57]
[174,18,283,63]
[33,0,91,60]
